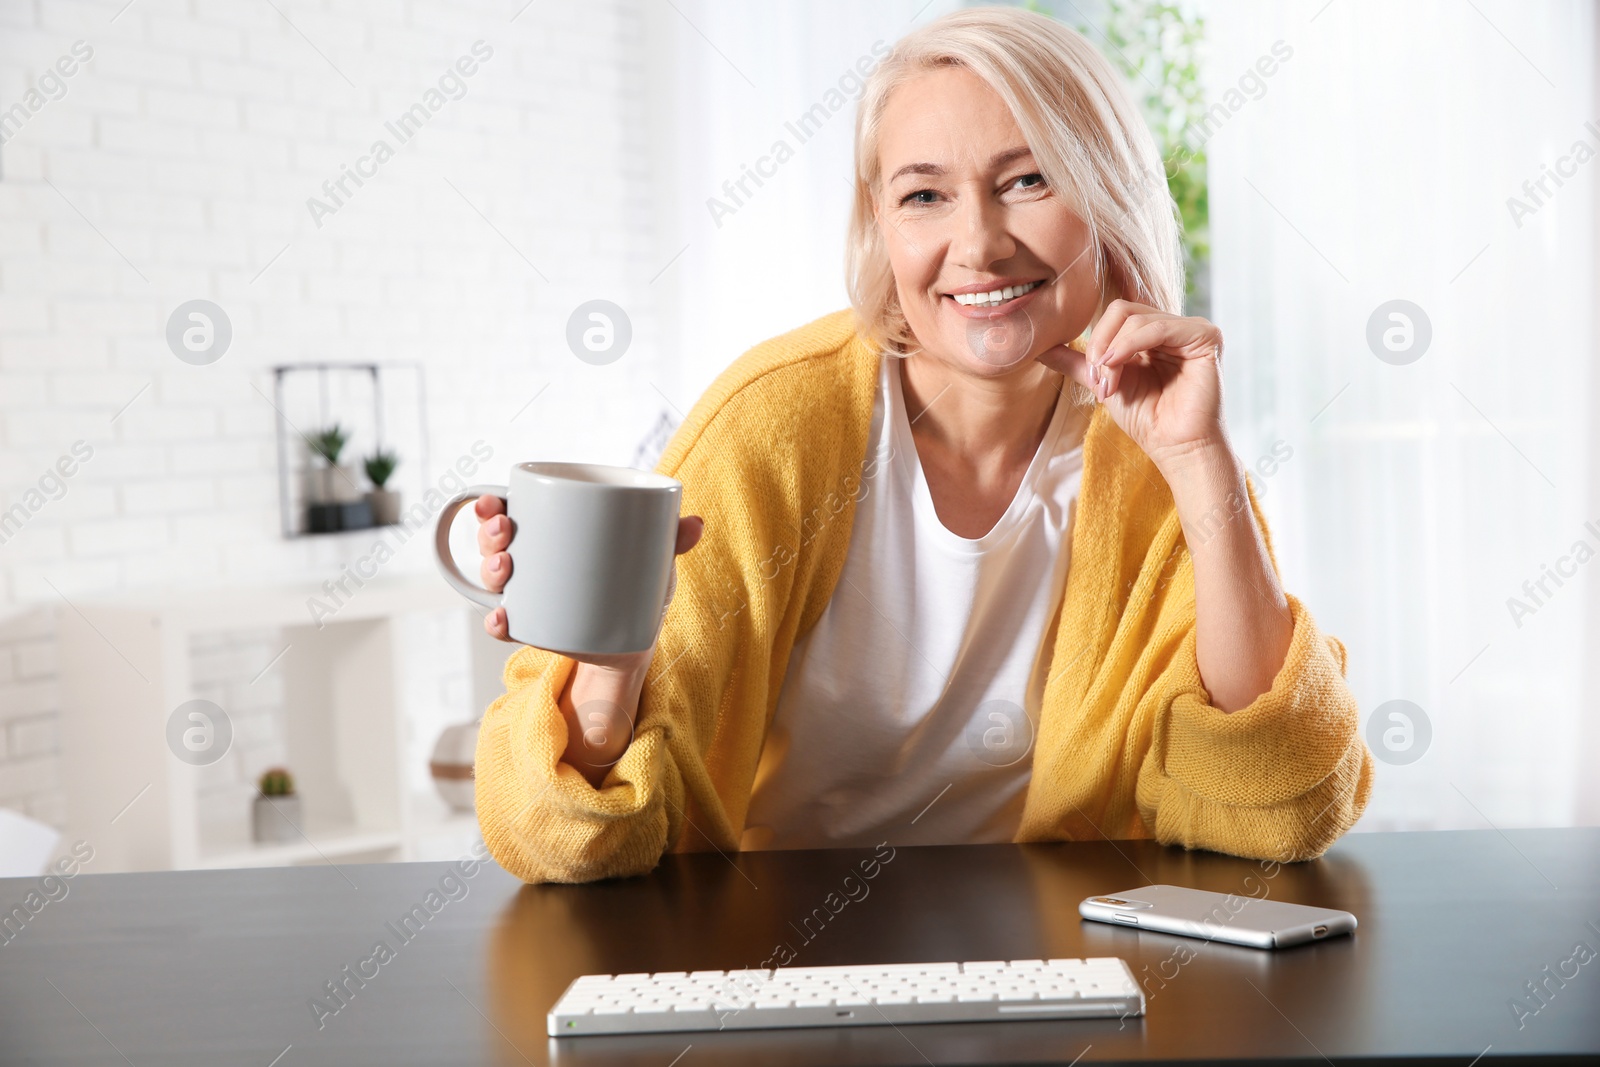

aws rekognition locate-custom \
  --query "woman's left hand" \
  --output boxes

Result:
[1036,299,1227,476]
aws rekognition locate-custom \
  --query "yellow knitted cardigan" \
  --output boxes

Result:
[476,309,1374,884]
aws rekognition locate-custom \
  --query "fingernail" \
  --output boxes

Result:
[489,556,502,573]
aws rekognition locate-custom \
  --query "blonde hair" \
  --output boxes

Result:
[846,6,1184,358]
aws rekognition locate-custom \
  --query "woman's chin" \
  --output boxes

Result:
[961,303,1044,368]
[923,340,1046,377]
[911,305,1070,375]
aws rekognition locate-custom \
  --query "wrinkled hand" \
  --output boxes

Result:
[473,494,705,671]
[1035,299,1229,475]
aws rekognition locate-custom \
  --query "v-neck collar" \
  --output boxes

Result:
[886,356,1079,556]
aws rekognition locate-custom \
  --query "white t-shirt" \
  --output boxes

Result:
[740,354,1088,851]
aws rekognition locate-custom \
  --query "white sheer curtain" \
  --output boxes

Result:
[1206,0,1599,829]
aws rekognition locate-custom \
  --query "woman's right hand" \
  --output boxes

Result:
[472,493,706,670]
[474,494,704,784]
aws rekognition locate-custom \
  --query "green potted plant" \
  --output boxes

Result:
[302,424,372,533]
[364,447,401,526]
[305,424,351,502]
[251,766,301,844]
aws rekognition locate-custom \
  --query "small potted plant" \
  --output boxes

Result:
[251,766,302,844]
[303,423,372,532]
[305,424,350,502]
[364,447,401,526]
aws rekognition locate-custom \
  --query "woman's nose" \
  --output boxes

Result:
[950,193,1015,269]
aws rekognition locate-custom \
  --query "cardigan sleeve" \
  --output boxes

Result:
[473,640,694,884]
[1131,484,1375,863]
[1133,594,1374,862]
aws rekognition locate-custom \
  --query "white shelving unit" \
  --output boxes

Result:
[56,575,503,874]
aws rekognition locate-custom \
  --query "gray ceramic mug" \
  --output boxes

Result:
[433,463,682,656]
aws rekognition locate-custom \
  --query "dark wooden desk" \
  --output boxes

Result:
[2,829,1597,1065]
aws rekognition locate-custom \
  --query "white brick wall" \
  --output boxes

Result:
[0,0,673,828]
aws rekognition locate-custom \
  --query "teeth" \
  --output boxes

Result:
[953,280,1042,307]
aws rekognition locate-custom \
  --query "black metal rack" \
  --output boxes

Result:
[269,362,430,538]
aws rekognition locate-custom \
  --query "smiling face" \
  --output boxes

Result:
[875,65,1103,374]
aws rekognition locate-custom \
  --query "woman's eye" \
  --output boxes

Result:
[1013,173,1046,191]
[899,188,939,206]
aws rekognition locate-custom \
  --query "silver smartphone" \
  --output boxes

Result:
[1078,884,1357,949]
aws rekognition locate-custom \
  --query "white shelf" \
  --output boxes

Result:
[68,573,463,630]
[55,577,502,873]
[194,822,405,870]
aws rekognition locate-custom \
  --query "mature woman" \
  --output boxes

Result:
[472,7,1372,884]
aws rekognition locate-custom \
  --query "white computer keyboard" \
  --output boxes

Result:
[548,957,1144,1036]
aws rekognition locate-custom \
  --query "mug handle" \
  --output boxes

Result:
[434,485,511,610]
